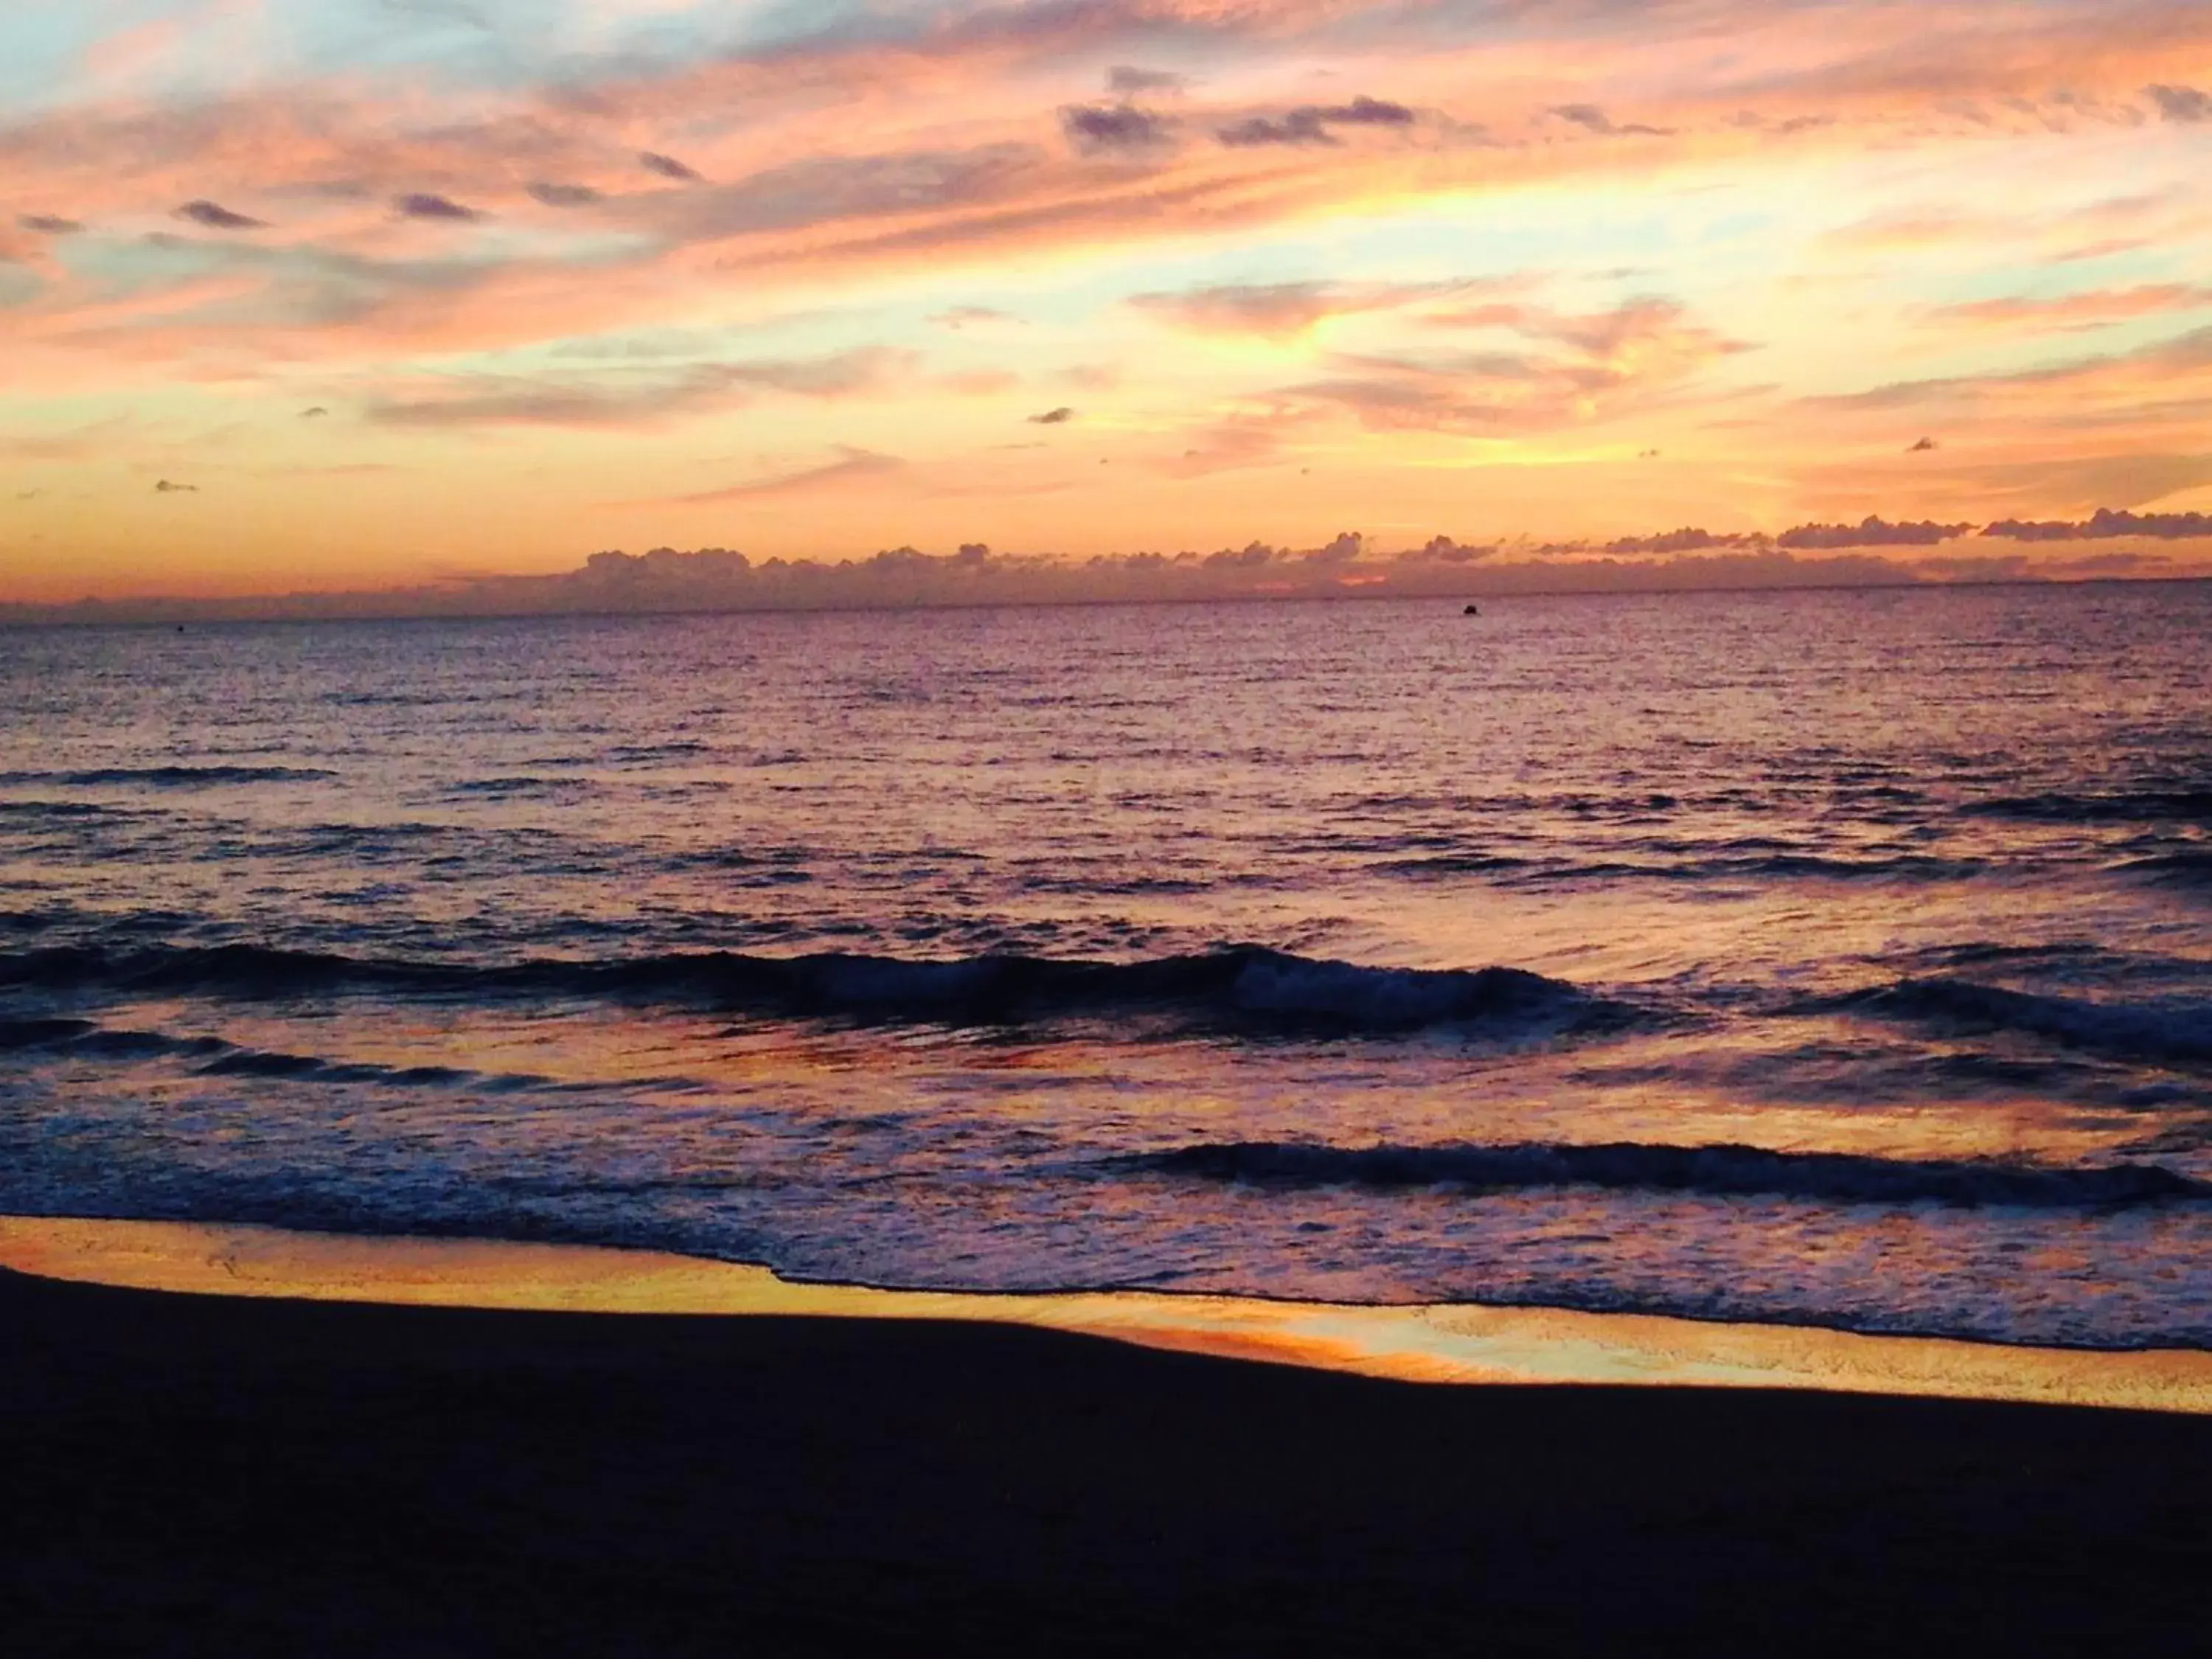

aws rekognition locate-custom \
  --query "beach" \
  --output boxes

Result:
[7,1224,2212,1655]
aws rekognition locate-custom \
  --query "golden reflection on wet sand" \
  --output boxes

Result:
[4,1214,2208,1414]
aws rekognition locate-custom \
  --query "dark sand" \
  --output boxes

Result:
[7,1266,2211,1658]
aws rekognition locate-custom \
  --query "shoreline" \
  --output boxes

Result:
[9,1217,2212,1655]
[7,1212,2210,1413]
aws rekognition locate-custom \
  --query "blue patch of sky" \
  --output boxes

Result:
[0,12,113,111]
[0,265,46,308]
[255,1,611,93]
[0,2,768,108]
[719,1,976,56]
[46,232,233,301]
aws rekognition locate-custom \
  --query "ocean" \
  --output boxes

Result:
[2,582,2208,1350]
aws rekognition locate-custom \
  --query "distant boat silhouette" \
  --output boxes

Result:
[1462,604,1480,616]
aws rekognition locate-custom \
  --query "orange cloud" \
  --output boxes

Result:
[1284,298,1759,436]
[1925,285,2212,333]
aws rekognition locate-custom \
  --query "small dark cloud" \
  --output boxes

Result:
[1108,66,1188,96]
[175,200,264,231]
[153,479,199,493]
[1217,97,1416,147]
[18,214,83,234]
[528,181,603,207]
[1908,436,1938,452]
[1548,104,1672,137]
[1028,406,1076,425]
[1324,97,1416,128]
[1550,103,1613,132]
[394,192,483,222]
[639,151,703,182]
[2146,84,2211,123]
[1219,111,1332,147]
[1060,103,1175,154]
[300,407,330,419]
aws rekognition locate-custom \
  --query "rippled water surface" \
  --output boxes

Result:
[3,584,2209,1346]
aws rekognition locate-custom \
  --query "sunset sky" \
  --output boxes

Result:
[3,0,2211,603]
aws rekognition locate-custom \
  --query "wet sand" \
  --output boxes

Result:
[7,1243,2212,1655]
[12,1216,2212,1411]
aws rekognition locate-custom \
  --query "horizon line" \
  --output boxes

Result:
[7,567,2208,633]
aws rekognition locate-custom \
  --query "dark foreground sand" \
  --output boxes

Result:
[7,1266,2211,1658]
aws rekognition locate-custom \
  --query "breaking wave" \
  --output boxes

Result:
[1823,978,2212,1065]
[2114,850,2212,889]
[1966,787,2212,825]
[0,942,1633,1037]
[1119,1139,2208,1208]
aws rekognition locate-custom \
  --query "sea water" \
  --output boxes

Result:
[1,583,2208,1349]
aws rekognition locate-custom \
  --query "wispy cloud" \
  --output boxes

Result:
[1130,278,1527,339]
[527,181,602,207]
[1108,66,1189,97]
[1283,298,1758,436]
[368,347,912,428]
[663,446,905,504]
[1925,285,2212,332]
[1546,104,1672,138]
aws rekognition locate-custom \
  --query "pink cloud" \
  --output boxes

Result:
[1925,285,2212,333]
[1130,276,1531,338]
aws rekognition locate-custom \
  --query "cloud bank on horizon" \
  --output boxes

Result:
[1,1,2211,602]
